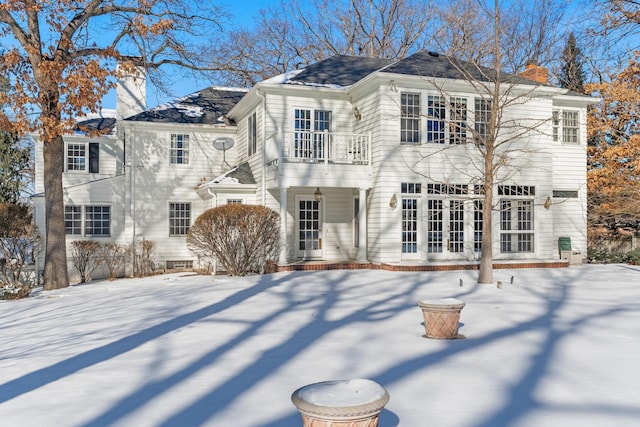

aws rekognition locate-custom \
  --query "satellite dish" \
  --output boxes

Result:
[213,137,235,151]
[213,137,235,167]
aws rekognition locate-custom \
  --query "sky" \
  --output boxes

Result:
[101,0,265,110]
[1,264,639,426]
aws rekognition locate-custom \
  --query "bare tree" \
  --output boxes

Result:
[0,0,227,289]
[211,0,435,86]
[403,1,571,284]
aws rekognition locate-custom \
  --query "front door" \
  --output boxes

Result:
[297,196,323,259]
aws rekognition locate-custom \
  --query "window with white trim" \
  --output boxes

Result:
[401,182,421,253]
[226,199,243,204]
[400,92,421,144]
[248,112,257,156]
[64,206,82,235]
[552,110,579,144]
[85,206,111,237]
[169,202,191,236]
[427,95,446,143]
[500,187,535,253]
[66,142,99,172]
[449,97,467,144]
[474,98,492,145]
[170,134,190,164]
[64,205,110,236]
[294,108,332,158]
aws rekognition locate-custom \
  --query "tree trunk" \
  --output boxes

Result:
[42,132,69,290]
[478,144,495,284]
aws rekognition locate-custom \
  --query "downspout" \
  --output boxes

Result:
[129,126,137,276]
[256,88,267,206]
[207,188,218,208]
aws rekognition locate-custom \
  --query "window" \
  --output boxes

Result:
[498,185,536,196]
[553,190,579,198]
[170,134,189,164]
[401,92,421,144]
[66,142,99,172]
[226,199,243,204]
[64,206,82,235]
[449,97,467,144]
[552,110,579,144]
[401,183,421,253]
[427,96,446,143]
[500,199,534,253]
[85,206,111,237]
[474,98,492,145]
[64,205,111,237]
[294,108,332,158]
[474,200,483,252]
[169,202,191,236]
[353,198,360,248]
[248,112,257,156]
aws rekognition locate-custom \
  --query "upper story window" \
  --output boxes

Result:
[449,97,467,144]
[248,112,257,156]
[170,134,189,164]
[169,202,191,236]
[426,95,446,143]
[400,92,421,144]
[66,142,99,173]
[294,108,332,158]
[474,98,492,145]
[553,110,579,144]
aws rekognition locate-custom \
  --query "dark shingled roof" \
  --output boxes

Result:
[75,117,117,134]
[226,162,256,185]
[289,55,394,87]
[380,50,546,86]
[125,87,248,124]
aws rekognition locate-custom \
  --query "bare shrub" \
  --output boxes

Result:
[132,239,155,277]
[0,203,41,299]
[71,240,102,284]
[100,243,129,281]
[187,204,280,276]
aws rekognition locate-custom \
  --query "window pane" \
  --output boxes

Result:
[169,202,191,236]
[67,144,86,171]
[401,93,420,144]
[170,134,190,164]
[64,206,82,235]
[85,205,110,237]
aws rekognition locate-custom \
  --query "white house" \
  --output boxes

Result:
[33,51,594,279]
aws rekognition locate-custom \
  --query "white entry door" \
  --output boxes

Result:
[296,196,323,259]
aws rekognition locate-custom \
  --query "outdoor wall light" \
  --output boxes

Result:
[544,196,552,210]
[353,106,362,120]
[314,187,323,202]
[389,193,397,209]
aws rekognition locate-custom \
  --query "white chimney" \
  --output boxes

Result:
[116,60,146,121]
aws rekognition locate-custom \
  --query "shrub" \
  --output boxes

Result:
[131,239,155,277]
[71,240,103,283]
[187,204,280,276]
[100,243,129,280]
[0,203,41,299]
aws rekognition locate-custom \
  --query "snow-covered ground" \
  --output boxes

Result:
[1,264,639,427]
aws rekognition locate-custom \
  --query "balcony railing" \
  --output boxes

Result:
[282,131,370,165]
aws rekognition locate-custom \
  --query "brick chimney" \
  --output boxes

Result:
[116,58,146,121]
[519,61,548,85]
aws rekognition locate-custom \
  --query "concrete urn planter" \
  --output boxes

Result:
[418,298,465,339]
[291,379,390,427]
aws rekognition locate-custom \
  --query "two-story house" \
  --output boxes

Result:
[33,51,593,280]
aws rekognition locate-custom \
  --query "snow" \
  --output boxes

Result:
[296,379,386,407]
[1,264,640,426]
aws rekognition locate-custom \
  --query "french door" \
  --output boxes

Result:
[426,199,468,259]
[296,196,323,259]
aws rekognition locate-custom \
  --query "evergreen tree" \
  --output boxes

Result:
[0,130,30,204]
[559,33,586,94]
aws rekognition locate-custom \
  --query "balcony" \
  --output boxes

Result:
[266,131,372,188]
[283,131,370,164]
